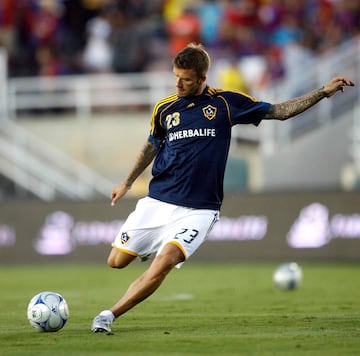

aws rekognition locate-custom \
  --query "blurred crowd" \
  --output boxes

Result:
[0,0,359,88]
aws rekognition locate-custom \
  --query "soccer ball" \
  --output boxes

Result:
[27,291,69,332]
[273,262,303,290]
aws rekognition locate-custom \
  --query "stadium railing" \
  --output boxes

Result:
[0,120,115,200]
[6,72,174,118]
[258,36,360,156]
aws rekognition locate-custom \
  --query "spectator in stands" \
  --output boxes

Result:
[217,0,263,56]
[29,0,64,47]
[270,13,303,48]
[82,6,113,73]
[6,0,65,77]
[2,0,360,83]
[197,0,224,49]
[218,57,250,93]
[35,44,68,76]
[0,0,17,57]
[162,0,192,23]
[110,8,148,73]
[166,5,201,57]
[334,0,360,39]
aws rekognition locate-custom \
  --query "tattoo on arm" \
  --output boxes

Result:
[124,141,157,187]
[264,88,326,121]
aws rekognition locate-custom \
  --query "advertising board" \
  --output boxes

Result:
[1,191,360,264]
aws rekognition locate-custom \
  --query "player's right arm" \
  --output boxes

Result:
[111,141,157,206]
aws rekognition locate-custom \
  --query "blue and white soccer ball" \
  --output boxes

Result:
[27,291,69,332]
[273,262,303,290]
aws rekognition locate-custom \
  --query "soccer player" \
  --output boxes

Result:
[91,43,354,333]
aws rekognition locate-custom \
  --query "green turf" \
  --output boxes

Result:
[0,262,359,355]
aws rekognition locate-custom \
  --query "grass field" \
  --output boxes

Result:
[1,262,359,355]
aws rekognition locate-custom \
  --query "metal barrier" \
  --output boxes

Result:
[0,120,114,200]
[0,48,7,121]
[7,72,175,118]
[258,37,360,155]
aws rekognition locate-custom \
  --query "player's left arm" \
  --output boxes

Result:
[110,141,157,206]
[264,76,355,121]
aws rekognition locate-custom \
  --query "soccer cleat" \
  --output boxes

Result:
[91,315,113,333]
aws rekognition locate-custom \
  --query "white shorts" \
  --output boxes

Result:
[112,197,219,267]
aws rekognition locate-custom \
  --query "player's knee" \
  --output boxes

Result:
[153,254,174,272]
[107,256,126,269]
[156,244,185,270]
[107,249,134,269]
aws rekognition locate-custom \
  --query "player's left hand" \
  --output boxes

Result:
[323,76,355,98]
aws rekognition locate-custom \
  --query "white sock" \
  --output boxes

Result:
[99,310,115,322]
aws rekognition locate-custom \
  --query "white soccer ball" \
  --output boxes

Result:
[27,291,69,332]
[273,262,303,290]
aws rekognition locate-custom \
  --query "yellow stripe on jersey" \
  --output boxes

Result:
[218,95,231,125]
[206,87,220,96]
[207,86,260,102]
[235,90,261,102]
[150,93,178,133]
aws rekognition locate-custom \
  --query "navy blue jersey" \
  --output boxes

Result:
[147,86,271,210]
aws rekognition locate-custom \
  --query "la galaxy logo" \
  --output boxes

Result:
[121,232,130,244]
[202,105,217,120]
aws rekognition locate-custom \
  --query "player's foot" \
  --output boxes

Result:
[91,312,114,333]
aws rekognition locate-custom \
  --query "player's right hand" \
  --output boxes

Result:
[110,182,130,206]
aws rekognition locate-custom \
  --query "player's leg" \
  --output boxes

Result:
[91,243,184,333]
[110,242,184,317]
[92,202,219,333]
[107,247,136,268]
